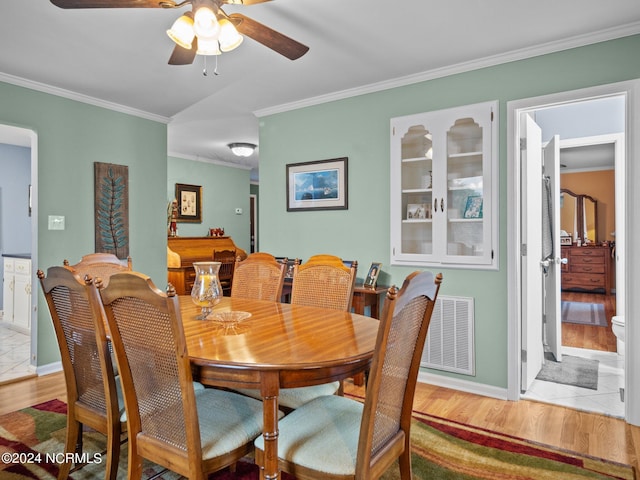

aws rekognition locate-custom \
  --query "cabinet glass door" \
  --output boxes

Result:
[446,117,485,259]
[400,125,433,256]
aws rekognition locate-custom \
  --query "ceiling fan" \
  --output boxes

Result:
[49,0,309,65]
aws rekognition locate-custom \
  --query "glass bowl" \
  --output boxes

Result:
[210,311,252,324]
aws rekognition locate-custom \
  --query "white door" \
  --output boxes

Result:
[542,136,562,362]
[521,114,544,391]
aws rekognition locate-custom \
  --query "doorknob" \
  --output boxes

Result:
[558,257,568,264]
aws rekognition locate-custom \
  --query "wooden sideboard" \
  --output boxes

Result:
[167,237,247,295]
[561,245,611,295]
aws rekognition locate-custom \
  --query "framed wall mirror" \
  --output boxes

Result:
[560,188,598,244]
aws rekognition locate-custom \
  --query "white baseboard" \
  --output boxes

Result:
[418,371,509,401]
[36,361,62,376]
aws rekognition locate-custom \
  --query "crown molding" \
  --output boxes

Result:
[168,151,253,170]
[255,22,640,118]
[0,72,170,124]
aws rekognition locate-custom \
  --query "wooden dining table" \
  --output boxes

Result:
[179,295,380,480]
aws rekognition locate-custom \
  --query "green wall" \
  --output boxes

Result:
[167,156,251,253]
[258,34,640,389]
[0,81,167,366]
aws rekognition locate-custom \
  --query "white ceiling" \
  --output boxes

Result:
[1,0,640,180]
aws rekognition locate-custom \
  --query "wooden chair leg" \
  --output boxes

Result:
[398,442,412,479]
[58,418,81,479]
[104,425,121,480]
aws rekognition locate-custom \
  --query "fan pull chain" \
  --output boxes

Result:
[202,56,220,77]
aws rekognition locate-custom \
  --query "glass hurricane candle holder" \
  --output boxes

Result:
[191,261,222,320]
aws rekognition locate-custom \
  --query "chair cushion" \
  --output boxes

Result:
[254,395,363,476]
[234,381,340,409]
[196,389,276,460]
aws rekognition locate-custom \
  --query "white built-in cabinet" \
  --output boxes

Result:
[2,256,32,333]
[390,101,498,269]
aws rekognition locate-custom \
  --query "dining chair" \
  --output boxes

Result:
[290,254,357,311]
[213,249,236,296]
[38,266,125,480]
[97,271,270,480]
[255,270,442,480]
[64,252,132,286]
[248,254,357,409]
[230,252,287,302]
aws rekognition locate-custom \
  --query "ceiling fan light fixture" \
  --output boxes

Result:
[197,37,222,56]
[218,18,243,52]
[194,6,220,39]
[228,142,256,157]
[167,13,195,50]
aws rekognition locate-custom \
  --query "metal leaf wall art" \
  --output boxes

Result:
[94,162,129,259]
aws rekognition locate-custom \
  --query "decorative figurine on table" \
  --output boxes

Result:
[167,198,178,237]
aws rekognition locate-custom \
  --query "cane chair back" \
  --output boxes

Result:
[38,266,124,480]
[231,252,286,302]
[64,253,132,286]
[213,249,236,295]
[98,271,267,480]
[255,270,442,480]
[290,254,357,311]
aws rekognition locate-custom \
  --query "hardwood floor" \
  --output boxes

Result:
[1,371,638,473]
[561,291,618,351]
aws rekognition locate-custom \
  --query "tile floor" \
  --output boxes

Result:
[522,346,625,418]
[0,324,33,383]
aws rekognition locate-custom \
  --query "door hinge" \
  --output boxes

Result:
[491,110,494,122]
[520,138,526,150]
[491,249,494,260]
[392,126,395,136]
[521,244,527,256]
[521,349,527,362]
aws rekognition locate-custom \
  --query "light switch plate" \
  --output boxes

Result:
[48,215,65,230]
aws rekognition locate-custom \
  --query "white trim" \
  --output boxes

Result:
[167,151,253,170]
[0,72,171,124]
[418,371,508,401]
[507,80,640,426]
[36,361,63,377]
[255,23,640,118]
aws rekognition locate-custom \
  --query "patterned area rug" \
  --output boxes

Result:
[0,399,635,479]
[562,301,608,326]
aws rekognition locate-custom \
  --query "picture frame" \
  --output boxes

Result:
[463,195,483,219]
[286,157,348,211]
[176,183,202,223]
[560,235,573,246]
[364,262,382,288]
[407,203,430,220]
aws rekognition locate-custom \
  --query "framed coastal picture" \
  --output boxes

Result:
[286,157,348,211]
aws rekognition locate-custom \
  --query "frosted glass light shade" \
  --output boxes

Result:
[167,14,195,50]
[228,143,256,157]
[218,18,243,52]
[197,37,222,56]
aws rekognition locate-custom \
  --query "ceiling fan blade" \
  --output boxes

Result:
[229,13,308,60]
[169,38,198,65]
[50,0,170,8]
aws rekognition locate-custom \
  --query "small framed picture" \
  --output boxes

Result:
[176,183,202,223]
[560,235,573,246]
[407,203,430,220]
[364,262,382,288]
[463,196,483,219]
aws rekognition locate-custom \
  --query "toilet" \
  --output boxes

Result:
[612,315,625,356]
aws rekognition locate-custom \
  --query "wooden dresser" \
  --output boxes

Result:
[561,245,611,295]
[167,237,247,295]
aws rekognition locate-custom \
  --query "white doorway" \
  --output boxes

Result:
[507,80,640,426]
[0,124,38,384]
